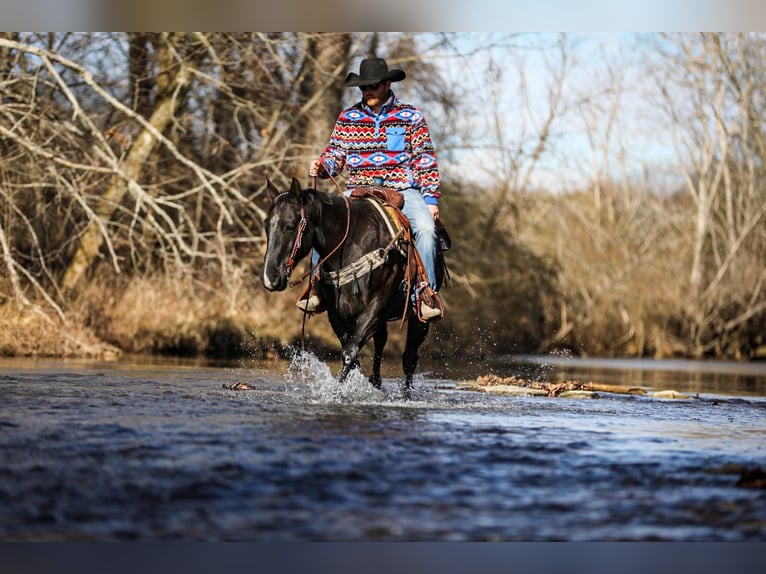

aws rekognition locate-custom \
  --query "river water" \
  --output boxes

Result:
[1,353,765,541]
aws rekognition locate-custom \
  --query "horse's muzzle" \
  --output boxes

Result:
[262,266,288,291]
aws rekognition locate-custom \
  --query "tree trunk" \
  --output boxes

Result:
[298,33,351,156]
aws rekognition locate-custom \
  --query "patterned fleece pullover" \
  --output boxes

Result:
[317,91,441,205]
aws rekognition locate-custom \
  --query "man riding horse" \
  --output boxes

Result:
[301,57,444,322]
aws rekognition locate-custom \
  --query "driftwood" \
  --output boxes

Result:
[223,373,691,399]
[223,381,255,391]
[455,374,664,398]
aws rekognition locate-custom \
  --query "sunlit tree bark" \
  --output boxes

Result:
[297,33,351,158]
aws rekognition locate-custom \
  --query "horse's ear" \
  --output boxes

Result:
[290,177,303,199]
[265,179,280,202]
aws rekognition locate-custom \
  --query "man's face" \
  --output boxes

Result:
[359,80,390,108]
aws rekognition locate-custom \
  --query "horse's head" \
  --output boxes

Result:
[262,177,314,291]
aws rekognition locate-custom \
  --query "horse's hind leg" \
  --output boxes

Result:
[402,320,430,394]
[369,323,388,389]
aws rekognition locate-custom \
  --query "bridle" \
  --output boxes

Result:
[285,197,308,278]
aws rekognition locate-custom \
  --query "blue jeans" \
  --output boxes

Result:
[398,188,438,290]
[311,188,438,290]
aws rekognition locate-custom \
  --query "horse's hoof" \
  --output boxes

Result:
[369,374,382,389]
[399,382,414,400]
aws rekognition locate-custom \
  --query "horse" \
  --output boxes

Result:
[261,177,433,392]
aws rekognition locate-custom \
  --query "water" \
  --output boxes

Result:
[1,353,765,541]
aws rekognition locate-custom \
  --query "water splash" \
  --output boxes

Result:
[285,350,386,404]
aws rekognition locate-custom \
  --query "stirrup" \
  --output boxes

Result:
[295,277,325,314]
[419,300,443,321]
[416,285,443,323]
[296,294,324,313]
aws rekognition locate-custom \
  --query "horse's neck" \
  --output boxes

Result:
[311,191,352,258]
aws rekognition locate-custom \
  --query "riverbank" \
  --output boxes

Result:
[2,272,765,363]
[0,278,342,361]
[0,303,120,359]
[3,299,766,365]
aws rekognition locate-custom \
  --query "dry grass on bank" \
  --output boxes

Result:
[0,302,120,359]
[74,272,344,359]
[0,271,428,360]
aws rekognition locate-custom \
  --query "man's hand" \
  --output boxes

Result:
[309,160,325,177]
[428,204,440,221]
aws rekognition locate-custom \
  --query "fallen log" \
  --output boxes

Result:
[456,374,649,398]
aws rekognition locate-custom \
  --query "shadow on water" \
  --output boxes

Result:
[0,353,764,541]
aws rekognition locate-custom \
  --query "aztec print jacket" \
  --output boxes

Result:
[317,91,441,205]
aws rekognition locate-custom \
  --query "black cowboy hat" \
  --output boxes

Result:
[344,57,406,87]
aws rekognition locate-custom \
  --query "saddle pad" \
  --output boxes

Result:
[365,197,404,239]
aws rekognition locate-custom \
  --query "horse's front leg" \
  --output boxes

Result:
[369,323,388,389]
[331,329,357,382]
[338,343,361,382]
[337,307,386,384]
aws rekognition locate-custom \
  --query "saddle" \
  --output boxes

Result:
[349,186,404,209]
[349,186,446,324]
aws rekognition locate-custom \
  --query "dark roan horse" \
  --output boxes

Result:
[261,177,436,391]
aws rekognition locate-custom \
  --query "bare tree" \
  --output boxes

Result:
[650,33,766,357]
[0,34,322,307]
